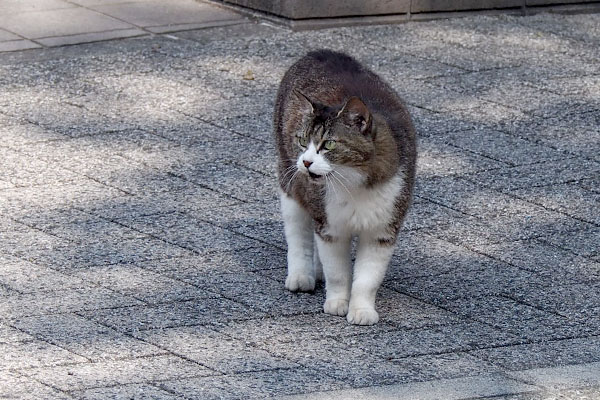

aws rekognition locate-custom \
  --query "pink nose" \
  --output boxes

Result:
[303,160,312,169]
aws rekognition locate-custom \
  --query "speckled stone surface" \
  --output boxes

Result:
[0,5,599,400]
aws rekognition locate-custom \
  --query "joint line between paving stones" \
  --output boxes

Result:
[61,0,156,36]
[461,174,600,228]
[198,216,286,252]
[177,110,270,143]
[15,371,76,397]
[73,314,228,378]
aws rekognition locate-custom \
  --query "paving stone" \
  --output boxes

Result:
[342,322,521,360]
[376,288,464,329]
[466,158,600,192]
[258,337,428,387]
[0,146,80,187]
[138,245,285,277]
[443,295,593,341]
[284,373,540,400]
[0,371,72,399]
[116,212,264,254]
[0,0,76,13]
[136,325,297,374]
[443,128,568,166]
[508,362,600,391]
[538,225,600,261]
[25,237,196,270]
[0,322,35,344]
[385,261,561,306]
[504,108,600,161]
[391,352,502,381]
[388,231,496,280]
[73,264,213,304]
[80,188,240,220]
[81,297,261,333]
[20,354,216,391]
[0,340,88,370]
[0,7,134,39]
[13,208,149,245]
[183,271,323,315]
[0,39,42,52]
[475,239,600,284]
[0,179,127,218]
[159,367,349,400]
[0,255,88,293]
[212,313,398,346]
[426,209,586,248]
[0,287,143,319]
[197,201,284,248]
[71,383,181,400]
[507,282,600,323]
[401,197,467,232]
[90,0,243,29]
[0,225,73,262]
[427,70,566,114]
[175,161,279,203]
[417,136,502,179]
[511,182,600,225]
[471,336,600,371]
[3,97,135,137]
[13,314,167,361]
[409,106,481,137]
[448,101,530,132]
[0,27,22,41]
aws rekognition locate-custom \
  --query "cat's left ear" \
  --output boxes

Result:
[293,89,316,114]
[339,96,372,135]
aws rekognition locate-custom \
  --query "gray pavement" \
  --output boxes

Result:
[1,2,600,400]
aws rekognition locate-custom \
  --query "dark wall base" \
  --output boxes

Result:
[215,0,600,20]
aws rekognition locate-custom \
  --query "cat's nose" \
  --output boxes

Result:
[303,160,313,169]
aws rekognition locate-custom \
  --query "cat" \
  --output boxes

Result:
[273,49,417,325]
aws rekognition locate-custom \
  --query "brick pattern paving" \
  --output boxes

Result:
[0,12,599,400]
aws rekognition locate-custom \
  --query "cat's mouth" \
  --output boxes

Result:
[308,171,324,180]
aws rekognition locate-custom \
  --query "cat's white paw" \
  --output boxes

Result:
[323,299,349,316]
[285,274,315,292]
[347,307,379,325]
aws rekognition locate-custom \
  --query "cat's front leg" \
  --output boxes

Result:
[347,234,395,325]
[316,233,352,316]
[280,192,315,292]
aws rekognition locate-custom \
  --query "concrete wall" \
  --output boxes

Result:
[219,0,600,19]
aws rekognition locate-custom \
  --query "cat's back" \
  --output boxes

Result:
[279,49,373,95]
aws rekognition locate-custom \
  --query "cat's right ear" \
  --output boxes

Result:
[293,89,316,114]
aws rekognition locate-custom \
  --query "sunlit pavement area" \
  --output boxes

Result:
[1,1,600,399]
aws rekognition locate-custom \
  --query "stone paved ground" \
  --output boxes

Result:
[1,7,600,400]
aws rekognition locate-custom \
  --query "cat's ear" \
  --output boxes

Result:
[293,89,316,114]
[339,96,372,135]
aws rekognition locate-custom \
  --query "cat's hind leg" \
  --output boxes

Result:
[280,192,315,292]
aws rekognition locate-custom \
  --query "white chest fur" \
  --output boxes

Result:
[325,172,404,236]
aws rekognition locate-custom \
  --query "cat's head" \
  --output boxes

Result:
[293,90,375,185]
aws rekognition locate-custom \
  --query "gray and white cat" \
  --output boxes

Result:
[274,49,416,325]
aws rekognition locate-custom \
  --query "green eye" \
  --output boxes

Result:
[298,136,308,147]
[323,140,337,150]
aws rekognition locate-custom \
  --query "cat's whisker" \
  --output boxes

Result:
[280,165,297,185]
[331,171,353,200]
[325,173,339,200]
[285,170,300,192]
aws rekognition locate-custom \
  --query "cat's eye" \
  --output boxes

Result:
[323,140,337,150]
[298,136,308,147]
